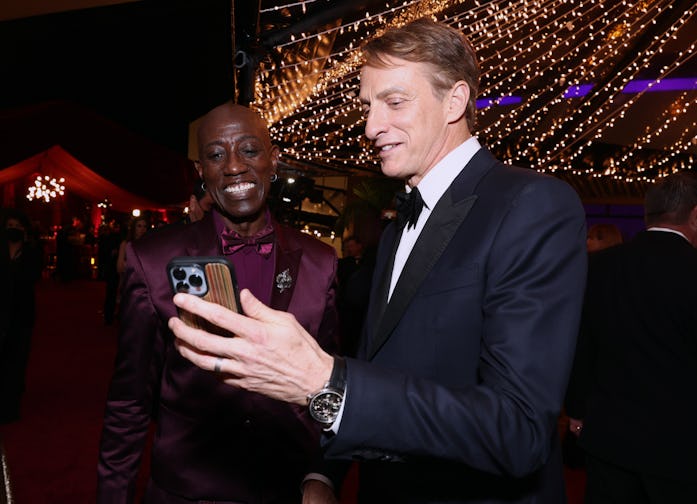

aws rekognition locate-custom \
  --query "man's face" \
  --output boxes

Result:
[134,219,148,239]
[5,218,23,232]
[196,107,279,226]
[359,57,451,187]
[344,239,362,258]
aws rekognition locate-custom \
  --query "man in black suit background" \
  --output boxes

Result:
[336,236,375,357]
[566,171,697,502]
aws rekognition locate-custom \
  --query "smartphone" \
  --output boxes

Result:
[167,256,242,337]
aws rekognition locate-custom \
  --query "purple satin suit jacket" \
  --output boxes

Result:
[97,211,339,503]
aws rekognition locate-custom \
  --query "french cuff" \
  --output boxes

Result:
[327,383,347,434]
[301,472,335,494]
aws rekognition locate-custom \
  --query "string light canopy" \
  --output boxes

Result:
[251,0,697,201]
[26,174,66,203]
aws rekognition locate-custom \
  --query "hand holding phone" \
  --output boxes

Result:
[167,256,241,337]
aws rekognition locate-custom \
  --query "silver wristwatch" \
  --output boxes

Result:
[307,356,347,427]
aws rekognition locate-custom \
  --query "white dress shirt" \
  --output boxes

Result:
[389,136,482,299]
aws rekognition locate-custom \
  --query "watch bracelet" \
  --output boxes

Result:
[327,355,347,392]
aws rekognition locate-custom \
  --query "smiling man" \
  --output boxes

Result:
[170,19,588,504]
[97,103,339,503]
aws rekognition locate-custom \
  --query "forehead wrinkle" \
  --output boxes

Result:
[201,134,262,149]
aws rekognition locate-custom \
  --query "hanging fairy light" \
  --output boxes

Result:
[26,175,66,203]
[253,0,696,188]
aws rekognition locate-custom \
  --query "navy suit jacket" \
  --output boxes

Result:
[323,148,588,503]
[97,211,339,503]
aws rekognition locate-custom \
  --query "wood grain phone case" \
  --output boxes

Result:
[167,256,241,337]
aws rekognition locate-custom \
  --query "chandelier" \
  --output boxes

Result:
[26,175,66,203]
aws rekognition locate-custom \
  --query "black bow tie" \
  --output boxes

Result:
[395,187,424,230]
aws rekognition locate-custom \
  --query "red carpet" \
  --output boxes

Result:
[0,278,585,503]
[0,279,118,502]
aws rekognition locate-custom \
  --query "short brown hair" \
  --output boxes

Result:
[645,171,697,226]
[361,17,480,130]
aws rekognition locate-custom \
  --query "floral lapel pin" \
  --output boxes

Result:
[275,268,293,293]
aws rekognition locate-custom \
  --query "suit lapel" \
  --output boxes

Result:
[370,226,403,329]
[184,212,222,257]
[366,148,499,359]
[268,223,302,311]
[368,189,477,358]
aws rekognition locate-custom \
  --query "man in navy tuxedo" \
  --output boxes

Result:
[170,18,587,503]
[566,171,697,502]
[97,103,339,503]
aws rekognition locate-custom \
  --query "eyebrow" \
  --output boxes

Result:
[360,85,410,104]
[203,135,261,148]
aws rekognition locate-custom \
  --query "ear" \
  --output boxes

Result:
[446,80,469,124]
[270,144,280,171]
[684,206,697,248]
[689,205,697,229]
[194,160,203,179]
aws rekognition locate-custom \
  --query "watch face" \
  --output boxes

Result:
[309,390,343,424]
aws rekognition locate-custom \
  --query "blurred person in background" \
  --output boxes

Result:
[566,171,697,502]
[0,208,43,423]
[336,235,375,357]
[116,216,149,275]
[586,223,623,253]
[101,219,123,326]
[563,221,624,465]
[185,180,214,224]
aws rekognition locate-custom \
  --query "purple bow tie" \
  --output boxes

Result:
[221,227,275,257]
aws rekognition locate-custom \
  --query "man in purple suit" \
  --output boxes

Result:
[97,103,339,503]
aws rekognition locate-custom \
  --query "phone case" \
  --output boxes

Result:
[166,256,241,337]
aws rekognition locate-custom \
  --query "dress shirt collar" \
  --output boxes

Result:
[388,137,481,300]
[647,226,690,243]
[409,136,482,212]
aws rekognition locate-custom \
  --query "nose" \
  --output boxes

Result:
[223,151,249,175]
[363,107,386,141]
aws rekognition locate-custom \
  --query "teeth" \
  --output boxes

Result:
[224,182,255,193]
[381,144,395,151]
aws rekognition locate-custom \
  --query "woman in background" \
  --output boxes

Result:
[116,216,149,276]
[113,216,149,321]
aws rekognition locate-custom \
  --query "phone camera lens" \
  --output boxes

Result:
[189,274,203,288]
[175,281,189,293]
[172,267,187,280]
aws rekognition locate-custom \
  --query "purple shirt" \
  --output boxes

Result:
[212,209,274,305]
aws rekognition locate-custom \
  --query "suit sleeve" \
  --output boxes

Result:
[324,177,587,478]
[316,252,340,355]
[96,243,164,503]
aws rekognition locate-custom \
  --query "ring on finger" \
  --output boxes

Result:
[213,356,225,374]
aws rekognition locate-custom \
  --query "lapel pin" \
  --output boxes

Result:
[276,268,293,293]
